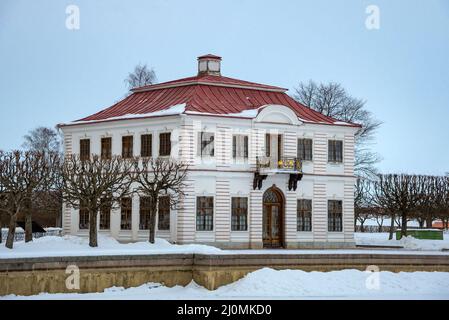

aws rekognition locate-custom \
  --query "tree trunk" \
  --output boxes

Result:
[6,212,17,249]
[89,209,98,247]
[425,214,433,228]
[360,221,365,233]
[418,219,424,229]
[388,214,395,240]
[24,196,33,243]
[149,202,158,244]
[401,212,408,237]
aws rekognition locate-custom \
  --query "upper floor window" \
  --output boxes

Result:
[231,197,248,231]
[196,196,213,231]
[101,137,112,160]
[197,132,214,157]
[298,138,313,161]
[265,133,271,157]
[80,139,90,161]
[159,132,171,156]
[233,135,248,160]
[141,134,152,158]
[122,136,133,159]
[328,140,343,163]
[158,196,170,230]
[297,199,312,231]
[328,200,343,232]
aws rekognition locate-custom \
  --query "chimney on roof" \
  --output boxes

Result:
[197,54,222,76]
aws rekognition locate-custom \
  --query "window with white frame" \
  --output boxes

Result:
[231,197,248,231]
[328,200,343,232]
[232,135,248,160]
[297,199,312,231]
[197,132,215,157]
[196,196,214,231]
[297,138,313,161]
[328,140,343,163]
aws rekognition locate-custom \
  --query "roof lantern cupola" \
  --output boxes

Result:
[197,54,222,76]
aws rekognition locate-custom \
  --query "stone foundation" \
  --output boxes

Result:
[1,252,449,296]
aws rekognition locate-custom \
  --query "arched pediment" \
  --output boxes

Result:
[255,104,301,125]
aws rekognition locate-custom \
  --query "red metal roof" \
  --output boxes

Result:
[197,54,222,60]
[70,74,360,128]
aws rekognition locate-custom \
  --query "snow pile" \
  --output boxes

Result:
[3,268,449,300]
[355,232,449,251]
[0,234,221,259]
[67,103,187,125]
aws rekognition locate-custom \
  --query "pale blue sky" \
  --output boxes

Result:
[0,0,448,175]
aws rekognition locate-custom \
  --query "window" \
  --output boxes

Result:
[158,196,170,230]
[328,200,343,232]
[298,138,313,161]
[265,133,271,157]
[101,137,112,160]
[159,132,171,156]
[232,135,248,159]
[80,139,90,161]
[99,197,111,230]
[197,132,215,157]
[139,196,151,230]
[196,196,213,231]
[121,197,132,230]
[231,197,248,231]
[278,135,283,160]
[297,199,312,231]
[122,136,133,159]
[141,134,152,158]
[79,199,89,230]
[328,140,343,163]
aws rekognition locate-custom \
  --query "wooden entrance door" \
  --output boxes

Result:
[262,188,284,248]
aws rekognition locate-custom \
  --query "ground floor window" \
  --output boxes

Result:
[328,200,343,232]
[139,196,151,230]
[196,196,214,231]
[231,197,248,231]
[121,197,132,230]
[158,196,170,230]
[99,197,111,230]
[79,199,89,230]
[297,199,312,231]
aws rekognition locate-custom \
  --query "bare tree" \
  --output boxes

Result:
[125,64,157,90]
[134,157,188,243]
[372,174,423,239]
[293,80,382,178]
[0,151,51,248]
[61,155,136,247]
[354,178,373,232]
[436,176,449,230]
[22,127,61,154]
[0,182,5,243]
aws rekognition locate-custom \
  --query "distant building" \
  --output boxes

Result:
[59,55,360,249]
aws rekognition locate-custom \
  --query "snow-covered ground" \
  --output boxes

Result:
[3,268,449,300]
[0,235,222,259]
[355,232,449,251]
[1,233,449,259]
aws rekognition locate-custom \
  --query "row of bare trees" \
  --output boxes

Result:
[355,174,449,239]
[0,151,187,249]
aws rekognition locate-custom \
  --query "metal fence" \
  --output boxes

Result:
[1,228,62,242]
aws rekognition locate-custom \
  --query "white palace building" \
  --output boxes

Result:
[59,55,360,249]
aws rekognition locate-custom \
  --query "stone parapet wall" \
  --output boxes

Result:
[1,252,449,295]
